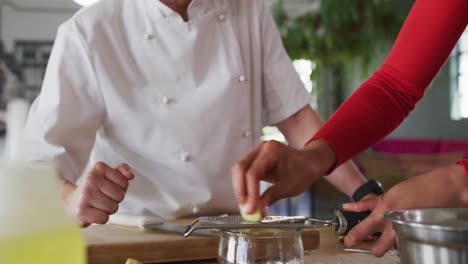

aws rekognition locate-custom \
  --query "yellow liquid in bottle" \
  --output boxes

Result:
[0,224,85,264]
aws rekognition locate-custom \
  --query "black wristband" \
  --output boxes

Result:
[352,179,384,202]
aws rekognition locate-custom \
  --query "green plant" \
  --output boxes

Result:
[274,0,408,77]
[273,0,409,117]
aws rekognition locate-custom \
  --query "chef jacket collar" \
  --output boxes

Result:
[152,0,221,21]
[142,0,228,39]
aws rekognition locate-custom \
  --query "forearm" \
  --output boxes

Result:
[276,105,321,149]
[325,161,366,197]
[278,106,366,196]
[309,0,468,169]
[302,139,366,197]
[385,165,468,209]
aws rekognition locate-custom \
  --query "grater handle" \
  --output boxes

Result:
[184,225,195,237]
[184,219,221,237]
[334,210,372,236]
[184,218,200,237]
[303,217,335,224]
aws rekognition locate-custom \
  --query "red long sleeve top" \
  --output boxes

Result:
[309,0,468,170]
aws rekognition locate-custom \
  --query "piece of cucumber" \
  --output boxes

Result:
[239,203,263,222]
[126,258,142,264]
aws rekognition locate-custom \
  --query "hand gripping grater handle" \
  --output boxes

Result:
[334,210,372,236]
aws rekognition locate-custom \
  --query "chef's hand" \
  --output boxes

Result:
[65,162,135,227]
[231,139,336,214]
[342,195,396,257]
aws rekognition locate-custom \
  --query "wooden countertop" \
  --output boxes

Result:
[84,224,399,264]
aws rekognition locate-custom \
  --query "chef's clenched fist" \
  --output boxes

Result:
[63,162,134,227]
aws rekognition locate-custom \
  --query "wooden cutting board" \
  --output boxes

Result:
[84,223,320,264]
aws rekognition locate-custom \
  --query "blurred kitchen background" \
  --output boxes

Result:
[1,0,467,218]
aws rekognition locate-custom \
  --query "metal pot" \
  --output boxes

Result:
[384,208,468,264]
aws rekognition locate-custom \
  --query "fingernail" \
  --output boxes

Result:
[95,162,105,171]
[238,203,247,214]
[262,206,269,216]
[342,203,353,210]
[247,203,255,213]
[239,197,247,205]
[346,234,356,246]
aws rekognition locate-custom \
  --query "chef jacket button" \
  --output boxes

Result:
[242,131,251,138]
[180,153,191,162]
[192,205,200,214]
[161,96,172,105]
[218,13,226,22]
[239,75,246,83]
[144,33,154,40]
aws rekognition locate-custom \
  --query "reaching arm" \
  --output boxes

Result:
[23,22,134,227]
[309,0,468,171]
[277,105,366,197]
[231,0,468,214]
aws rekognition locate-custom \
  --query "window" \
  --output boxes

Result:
[451,29,468,120]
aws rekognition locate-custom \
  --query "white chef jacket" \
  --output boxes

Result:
[23,0,311,219]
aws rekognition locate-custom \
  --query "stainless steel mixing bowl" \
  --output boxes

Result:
[384,208,468,264]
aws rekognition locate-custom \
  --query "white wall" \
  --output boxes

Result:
[1,0,79,51]
[390,66,468,139]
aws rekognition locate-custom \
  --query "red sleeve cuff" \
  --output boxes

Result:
[456,159,468,179]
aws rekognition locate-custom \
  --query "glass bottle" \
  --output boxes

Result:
[0,162,86,264]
